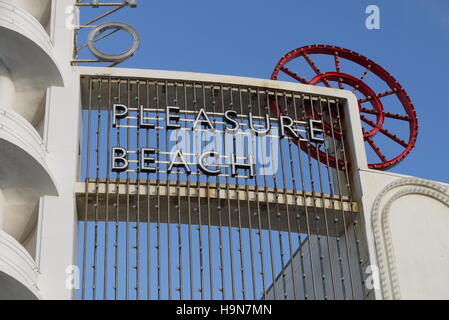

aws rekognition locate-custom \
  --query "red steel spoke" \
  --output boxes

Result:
[280,66,308,84]
[302,52,331,88]
[337,76,344,90]
[360,107,379,115]
[333,53,344,89]
[359,88,401,103]
[361,115,408,148]
[334,53,341,72]
[351,66,371,93]
[360,107,410,121]
[359,66,371,81]
[378,88,400,98]
[365,135,387,162]
[384,112,410,121]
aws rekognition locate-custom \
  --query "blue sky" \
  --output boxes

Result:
[79,0,449,182]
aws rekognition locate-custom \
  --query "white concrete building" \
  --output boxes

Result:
[0,0,448,300]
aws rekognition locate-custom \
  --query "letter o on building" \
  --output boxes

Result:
[87,22,140,62]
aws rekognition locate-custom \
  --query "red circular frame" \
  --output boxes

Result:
[270,44,418,171]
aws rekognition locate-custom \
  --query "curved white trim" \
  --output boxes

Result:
[0,106,58,195]
[371,178,449,300]
[0,1,53,57]
[13,0,52,28]
[0,229,41,299]
[0,107,46,159]
[0,1,63,86]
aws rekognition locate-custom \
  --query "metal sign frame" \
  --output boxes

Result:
[75,68,371,300]
[72,0,140,67]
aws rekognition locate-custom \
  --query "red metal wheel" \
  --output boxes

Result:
[270,44,418,171]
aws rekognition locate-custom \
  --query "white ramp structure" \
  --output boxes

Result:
[0,0,448,300]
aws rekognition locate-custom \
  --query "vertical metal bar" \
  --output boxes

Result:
[297,94,318,299]
[193,82,205,300]
[174,82,184,299]
[113,79,122,300]
[239,86,256,300]
[92,78,103,300]
[221,85,236,300]
[203,83,215,300]
[269,91,288,300]
[125,79,131,300]
[211,84,225,300]
[72,27,79,65]
[287,92,309,299]
[230,86,247,300]
[251,88,267,299]
[145,79,152,300]
[259,90,277,300]
[81,76,93,300]
[165,80,172,300]
[103,77,112,299]
[155,81,161,300]
[278,92,298,300]
[234,87,247,300]
[135,81,141,299]
[184,82,194,300]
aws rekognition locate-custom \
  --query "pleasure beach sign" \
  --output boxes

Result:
[110,103,325,177]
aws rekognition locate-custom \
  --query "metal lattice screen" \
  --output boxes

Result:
[77,75,370,300]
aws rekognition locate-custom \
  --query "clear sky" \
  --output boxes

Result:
[79,0,449,183]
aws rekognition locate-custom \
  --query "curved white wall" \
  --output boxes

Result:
[389,194,449,299]
[13,0,52,29]
[355,170,449,300]
[0,0,63,299]
[0,230,40,299]
[0,1,63,125]
[0,63,15,109]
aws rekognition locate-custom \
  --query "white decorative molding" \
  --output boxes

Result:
[371,178,449,300]
[0,229,41,298]
[0,0,63,124]
[0,105,57,242]
[0,106,57,195]
[0,106,46,161]
[0,1,53,54]
[13,0,52,29]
